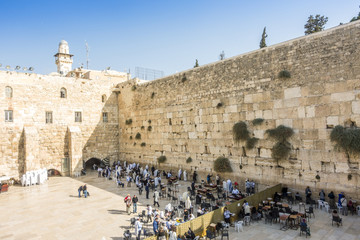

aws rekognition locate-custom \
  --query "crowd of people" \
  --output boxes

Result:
[86,160,358,239]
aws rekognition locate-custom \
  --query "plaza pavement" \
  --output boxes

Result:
[1,171,360,240]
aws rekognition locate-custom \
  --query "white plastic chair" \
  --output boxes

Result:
[244,216,251,226]
[323,202,330,213]
[21,175,26,187]
[234,221,243,232]
[318,200,325,210]
[356,206,360,216]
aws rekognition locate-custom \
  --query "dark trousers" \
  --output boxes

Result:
[146,190,149,199]
[154,200,160,207]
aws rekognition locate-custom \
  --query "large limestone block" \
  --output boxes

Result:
[284,87,301,99]
[331,92,354,102]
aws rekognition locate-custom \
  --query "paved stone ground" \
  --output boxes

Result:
[1,171,360,240]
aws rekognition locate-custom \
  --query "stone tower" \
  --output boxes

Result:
[54,40,73,76]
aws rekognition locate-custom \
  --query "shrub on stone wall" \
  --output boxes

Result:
[141,142,146,147]
[151,92,155,99]
[129,136,133,140]
[266,125,294,161]
[181,74,187,83]
[278,70,291,79]
[186,157,192,163]
[141,126,145,130]
[131,85,137,91]
[252,118,264,126]
[148,126,152,131]
[214,157,233,172]
[246,137,259,149]
[233,121,250,142]
[135,132,141,140]
[330,125,360,156]
[157,155,167,164]
[216,102,223,109]
[125,119,132,125]
[266,125,294,143]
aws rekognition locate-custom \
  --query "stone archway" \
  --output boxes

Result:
[85,158,105,169]
[47,169,62,177]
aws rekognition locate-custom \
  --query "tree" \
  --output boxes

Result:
[194,59,199,68]
[350,5,360,22]
[304,14,328,35]
[219,51,225,60]
[259,27,267,48]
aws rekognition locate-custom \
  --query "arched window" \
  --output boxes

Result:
[60,88,67,98]
[102,94,107,102]
[5,86,12,98]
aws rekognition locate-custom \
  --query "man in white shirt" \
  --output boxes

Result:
[134,217,142,239]
[232,188,240,195]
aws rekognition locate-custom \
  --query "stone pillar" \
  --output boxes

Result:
[23,126,40,171]
[67,126,82,176]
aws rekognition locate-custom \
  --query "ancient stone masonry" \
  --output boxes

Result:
[117,21,360,198]
[0,70,121,178]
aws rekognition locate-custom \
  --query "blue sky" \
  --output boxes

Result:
[0,0,359,77]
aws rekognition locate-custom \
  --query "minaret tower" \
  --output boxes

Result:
[54,40,73,75]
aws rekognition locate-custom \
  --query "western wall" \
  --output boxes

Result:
[117,21,360,198]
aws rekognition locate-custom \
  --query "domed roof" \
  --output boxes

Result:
[59,40,68,46]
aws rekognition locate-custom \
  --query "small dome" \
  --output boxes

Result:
[59,40,68,46]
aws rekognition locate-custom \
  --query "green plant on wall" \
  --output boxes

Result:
[266,125,294,164]
[252,118,264,126]
[140,142,146,147]
[246,137,259,149]
[330,125,360,162]
[214,157,233,172]
[125,119,133,125]
[278,70,291,79]
[233,121,259,149]
[186,157,192,163]
[232,121,250,142]
[157,155,167,164]
[131,85,137,91]
[135,132,141,140]
[148,126,152,131]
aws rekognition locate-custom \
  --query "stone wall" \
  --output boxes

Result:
[0,71,121,178]
[118,21,360,198]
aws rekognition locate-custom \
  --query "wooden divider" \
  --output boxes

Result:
[145,183,282,239]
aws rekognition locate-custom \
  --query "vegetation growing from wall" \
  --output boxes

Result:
[151,92,155,99]
[140,142,146,147]
[186,157,192,163]
[233,121,250,142]
[157,155,167,164]
[266,125,294,162]
[330,125,360,161]
[214,157,233,172]
[246,137,259,149]
[216,102,223,108]
[233,121,260,149]
[148,126,152,131]
[278,70,291,79]
[252,118,264,126]
[135,132,141,140]
[131,85,137,91]
[181,74,187,83]
[125,119,133,125]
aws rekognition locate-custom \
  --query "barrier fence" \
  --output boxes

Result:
[145,183,282,240]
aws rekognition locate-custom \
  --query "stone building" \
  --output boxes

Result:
[0,40,128,178]
[1,21,360,198]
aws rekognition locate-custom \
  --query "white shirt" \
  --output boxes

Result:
[232,189,239,195]
[224,210,231,218]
